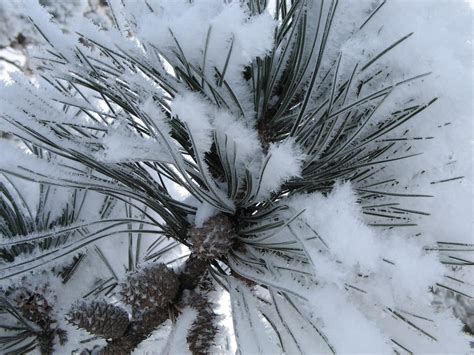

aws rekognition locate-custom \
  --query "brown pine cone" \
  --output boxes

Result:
[188,214,236,260]
[120,263,179,314]
[15,289,53,326]
[68,301,129,339]
[14,288,58,354]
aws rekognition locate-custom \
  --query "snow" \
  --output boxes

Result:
[133,307,196,355]
[194,201,218,228]
[290,182,383,271]
[213,110,261,165]
[137,0,275,119]
[286,182,444,297]
[278,179,469,352]
[308,285,392,353]
[288,182,445,300]
[171,92,215,152]
[228,278,280,354]
[257,139,305,200]
[0,0,472,353]
[336,0,473,246]
[98,119,172,163]
[171,92,263,164]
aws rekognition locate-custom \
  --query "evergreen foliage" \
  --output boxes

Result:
[0,0,471,353]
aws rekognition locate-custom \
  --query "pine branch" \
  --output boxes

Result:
[0,0,469,352]
[73,214,237,353]
[0,286,67,355]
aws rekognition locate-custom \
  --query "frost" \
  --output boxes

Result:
[228,279,280,354]
[171,92,214,152]
[288,182,445,301]
[99,120,171,163]
[257,139,305,200]
[21,0,76,59]
[213,110,261,165]
[133,308,197,355]
[194,201,218,228]
[0,0,91,47]
[0,0,472,353]
[308,285,392,353]
[290,182,382,271]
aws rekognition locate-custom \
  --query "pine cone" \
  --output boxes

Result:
[99,310,170,354]
[180,290,217,355]
[120,263,179,314]
[188,214,236,260]
[15,288,53,326]
[68,301,129,339]
[12,286,67,354]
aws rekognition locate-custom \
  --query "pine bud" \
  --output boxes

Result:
[120,263,179,313]
[68,301,129,339]
[188,214,236,260]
